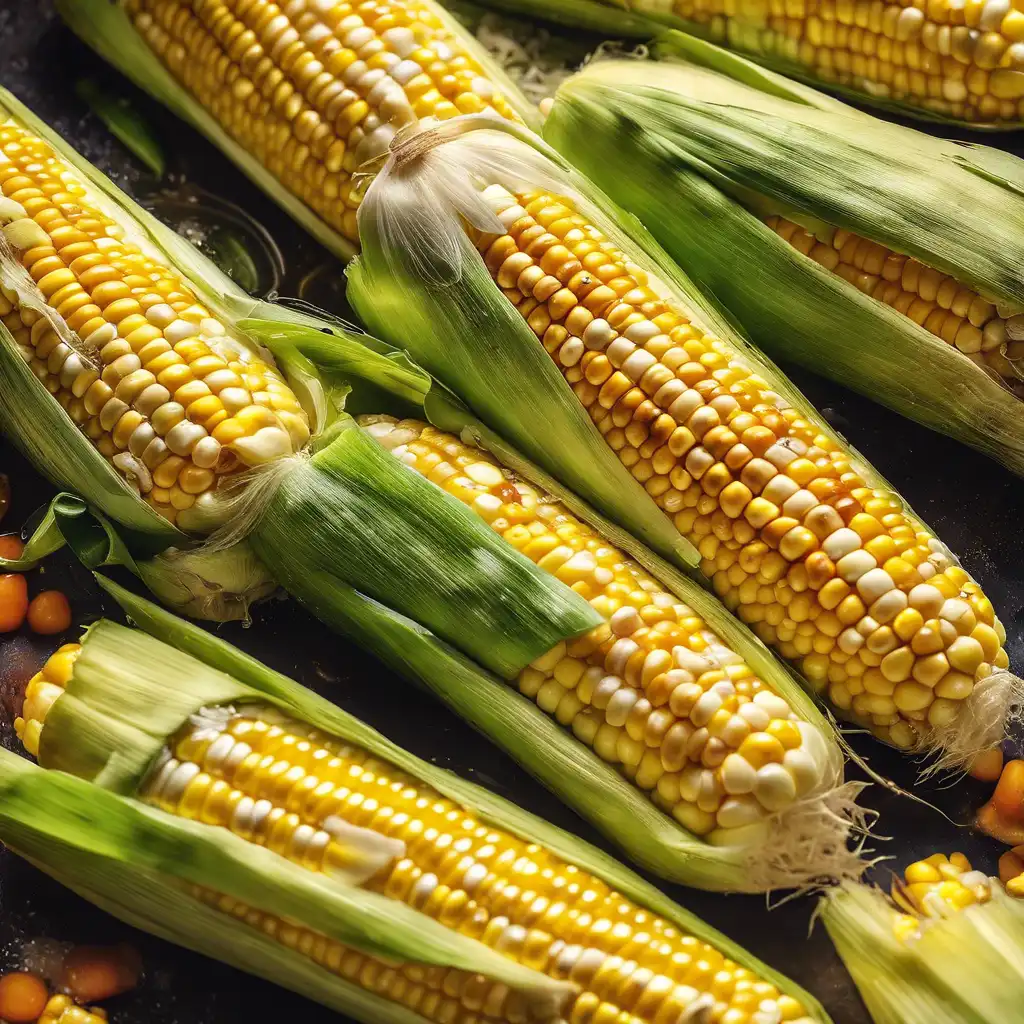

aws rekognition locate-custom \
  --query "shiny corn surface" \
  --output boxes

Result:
[152,712,812,1023]
[890,852,994,942]
[470,184,1010,751]
[19,642,813,1024]
[667,0,1024,124]
[0,120,309,528]
[38,995,109,1024]
[362,415,832,844]
[14,642,81,757]
[766,216,1024,393]
[123,0,523,244]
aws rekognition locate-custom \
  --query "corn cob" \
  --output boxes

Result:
[889,852,995,939]
[474,0,1024,127]
[0,114,309,529]
[544,43,1024,477]
[59,0,538,257]
[14,612,823,1024]
[38,996,108,1024]
[361,415,832,844]
[763,215,1021,388]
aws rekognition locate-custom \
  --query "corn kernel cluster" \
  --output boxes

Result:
[470,184,1010,750]
[17,642,814,1024]
[890,852,993,942]
[0,119,309,528]
[362,416,831,842]
[766,215,1024,393]
[38,995,109,1024]
[124,0,522,243]
[667,0,1024,124]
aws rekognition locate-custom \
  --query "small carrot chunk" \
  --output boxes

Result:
[968,747,1005,783]
[978,759,1024,845]
[26,591,71,636]
[61,944,141,1003]
[0,574,28,632]
[0,971,49,1022]
[0,535,24,562]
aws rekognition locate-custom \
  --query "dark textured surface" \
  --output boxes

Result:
[0,4,1022,1023]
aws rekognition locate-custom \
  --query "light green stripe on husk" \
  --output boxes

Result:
[55,0,543,263]
[821,882,1024,1024]
[38,578,831,1021]
[543,40,1024,476]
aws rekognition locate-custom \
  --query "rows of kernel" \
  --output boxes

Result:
[362,415,829,842]
[470,185,1009,750]
[147,712,808,1023]
[669,0,1024,123]
[0,120,307,527]
[126,0,518,241]
[766,216,1024,392]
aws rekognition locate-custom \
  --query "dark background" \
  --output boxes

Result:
[1,3,1023,1022]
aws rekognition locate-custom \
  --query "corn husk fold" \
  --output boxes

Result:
[0,493,276,622]
[56,0,542,263]
[820,881,1024,1024]
[19,579,830,1024]
[543,36,1024,474]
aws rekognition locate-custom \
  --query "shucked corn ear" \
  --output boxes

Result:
[472,0,1024,127]
[6,582,829,1024]
[348,115,1019,769]
[0,93,855,889]
[0,89,310,531]
[821,852,1024,1024]
[57,0,540,259]
[544,35,1024,479]
[360,415,842,849]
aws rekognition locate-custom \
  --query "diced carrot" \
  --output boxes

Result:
[0,535,24,562]
[978,759,1024,845]
[26,591,71,636]
[0,971,49,1022]
[968,747,1004,783]
[0,575,28,632]
[61,944,141,1003]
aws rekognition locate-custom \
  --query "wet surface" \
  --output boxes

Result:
[1,4,1023,1023]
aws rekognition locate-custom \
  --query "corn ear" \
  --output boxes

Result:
[544,36,1024,477]
[10,582,830,1023]
[821,879,1024,1024]
[56,0,541,261]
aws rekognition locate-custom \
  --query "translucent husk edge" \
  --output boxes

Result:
[23,576,832,1023]
[55,0,543,265]
[820,881,1024,1024]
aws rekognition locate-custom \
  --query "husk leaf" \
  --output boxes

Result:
[544,50,1024,476]
[821,881,1024,1024]
[56,0,542,265]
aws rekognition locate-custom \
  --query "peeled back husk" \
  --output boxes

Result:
[820,880,1024,1024]
[12,580,831,1024]
[544,34,1024,478]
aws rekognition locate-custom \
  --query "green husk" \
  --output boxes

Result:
[75,78,166,177]
[56,0,543,264]
[544,36,1024,476]
[24,579,831,1024]
[820,881,1024,1024]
